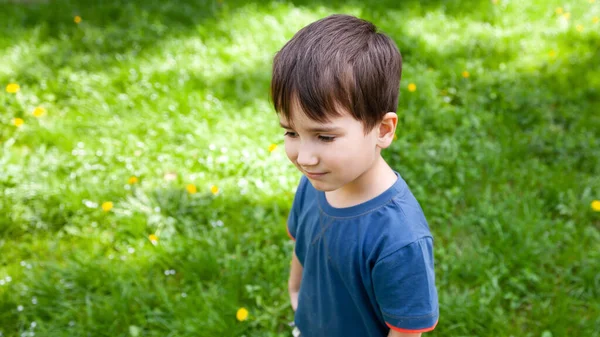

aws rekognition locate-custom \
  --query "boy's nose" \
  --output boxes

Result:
[296,146,319,167]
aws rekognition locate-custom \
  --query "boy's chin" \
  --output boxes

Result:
[306,178,337,192]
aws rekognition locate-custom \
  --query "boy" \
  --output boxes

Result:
[271,14,439,337]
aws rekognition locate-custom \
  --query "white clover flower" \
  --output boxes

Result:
[210,220,224,228]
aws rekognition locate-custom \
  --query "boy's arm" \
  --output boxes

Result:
[388,331,421,337]
[288,247,303,311]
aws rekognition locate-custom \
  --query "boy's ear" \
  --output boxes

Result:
[376,112,398,149]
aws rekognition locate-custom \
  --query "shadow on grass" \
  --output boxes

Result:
[0,0,495,77]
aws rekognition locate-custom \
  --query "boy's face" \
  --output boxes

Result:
[279,103,382,192]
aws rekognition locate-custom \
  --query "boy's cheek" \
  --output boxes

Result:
[284,143,298,163]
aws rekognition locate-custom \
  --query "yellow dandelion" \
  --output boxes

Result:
[32,107,46,117]
[594,17,599,24]
[74,16,82,24]
[102,201,113,212]
[268,143,278,153]
[576,24,584,32]
[186,184,197,194]
[555,7,563,15]
[148,234,158,242]
[491,0,498,4]
[6,83,20,93]
[236,308,249,321]
[548,50,557,58]
[13,118,24,127]
[563,12,571,20]
[407,83,417,92]
[210,185,219,195]
[462,70,470,78]
[393,133,398,141]
[592,200,600,212]
[128,176,138,184]
[590,0,596,3]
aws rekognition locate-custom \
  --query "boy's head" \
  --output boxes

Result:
[271,14,402,191]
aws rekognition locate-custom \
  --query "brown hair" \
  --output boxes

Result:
[271,14,402,132]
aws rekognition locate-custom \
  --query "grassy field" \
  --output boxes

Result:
[1,0,599,336]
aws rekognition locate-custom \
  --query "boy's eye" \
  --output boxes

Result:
[318,135,336,142]
[284,131,298,138]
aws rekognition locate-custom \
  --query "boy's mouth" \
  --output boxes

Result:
[304,171,328,179]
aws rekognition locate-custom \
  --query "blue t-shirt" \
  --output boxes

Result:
[287,172,439,337]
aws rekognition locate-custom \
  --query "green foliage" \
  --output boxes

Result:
[1,0,599,336]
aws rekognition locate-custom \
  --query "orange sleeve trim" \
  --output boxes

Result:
[286,225,296,241]
[386,320,438,333]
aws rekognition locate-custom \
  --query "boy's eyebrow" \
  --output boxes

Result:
[279,122,341,133]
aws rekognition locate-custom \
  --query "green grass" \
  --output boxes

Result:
[1,0,599,336]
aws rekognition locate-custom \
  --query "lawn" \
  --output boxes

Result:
[0,0,599,336]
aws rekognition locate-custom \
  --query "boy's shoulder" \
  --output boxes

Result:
[360,179,433,259]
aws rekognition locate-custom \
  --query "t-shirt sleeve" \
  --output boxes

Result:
[287,175,307,241]
[372,237,439,333]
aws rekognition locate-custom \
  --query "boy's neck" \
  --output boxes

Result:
[325,156,397,209]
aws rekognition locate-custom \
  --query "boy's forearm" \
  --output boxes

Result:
[387,330,422,337]
[288,249,303,311]
[288,249,303,291]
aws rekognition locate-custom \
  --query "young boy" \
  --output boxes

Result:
[271,14,439,337]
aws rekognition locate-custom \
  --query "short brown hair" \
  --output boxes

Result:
[271,14,402,132]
